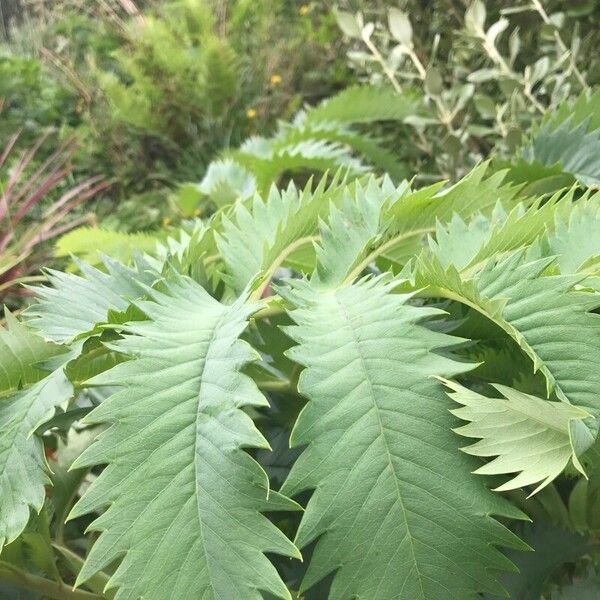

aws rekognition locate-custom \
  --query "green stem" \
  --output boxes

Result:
[250,235,319,302]
[256,379,294,393]
[52,544,113,598]
[0,564,102,600]
[343,228,434,285]
[252,299,286,320]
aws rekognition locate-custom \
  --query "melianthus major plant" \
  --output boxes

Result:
[2,161,600,599]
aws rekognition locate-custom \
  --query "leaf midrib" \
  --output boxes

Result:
[335,293,427,599]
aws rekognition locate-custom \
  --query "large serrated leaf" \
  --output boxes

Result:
[69,276,299,599]
[280,277,525,599]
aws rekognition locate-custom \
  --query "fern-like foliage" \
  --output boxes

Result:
[5,149,600,598]
[280,277,524,599]
[197,85,422,203]
[506,90,600,192]
[0,314,71,550]
[69,277,299,599]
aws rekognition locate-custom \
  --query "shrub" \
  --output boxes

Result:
[2,149,600,596]
[333,0,597,180]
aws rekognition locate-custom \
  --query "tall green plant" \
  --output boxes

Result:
[2,152,600,597]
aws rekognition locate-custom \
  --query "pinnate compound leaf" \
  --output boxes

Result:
[313,178,394,287]
[444,379,591,494]
[547,192,600,274]
[69,276,299,600]
[280,277,525,599]
[217,175,348,293]
[416,250,600,430]
[302,85,422,126]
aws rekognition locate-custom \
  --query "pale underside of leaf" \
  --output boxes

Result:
[281,277,525,600]
[444,378,591,495]
[69,276,298,600]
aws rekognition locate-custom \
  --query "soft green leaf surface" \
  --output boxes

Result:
[69,276,299,600]
[445,379,591,494]
[0,365,73,550]
[548,192,600,274]
[416,250,600,428]
[281,277,524,599]
[217,175,345,293]
[197,158,257,205]
[0,312,63,394]
[26,258,157,343]
[302,85,422,126]
[313,178,393,287]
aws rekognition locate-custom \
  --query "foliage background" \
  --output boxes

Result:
[1,1,600,599]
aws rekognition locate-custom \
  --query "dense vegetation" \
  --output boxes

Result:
[1,1,600,598]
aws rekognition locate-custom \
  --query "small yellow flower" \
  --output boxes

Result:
[162,216,172,226]
[193,208,202,217]
[246,108,257,119]
[299,4,310,16]
[270,74,282,86]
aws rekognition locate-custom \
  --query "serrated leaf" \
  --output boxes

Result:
[303,85,423,127]
[69,276,299,600]
[197,158,257,206]
[444,379,591,494]
[0,365,74,551]
[26,257,158,343]
[416,250,600,431]
[280,277,525,599]
[0,312,64,394]
[217,175,345,293]
[548,193,600,274]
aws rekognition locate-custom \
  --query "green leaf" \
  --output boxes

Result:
[280,277,524,599]
[26,258,158,343]
[56,228,161,267]
[231,137,366,194]
[197,158,257,206]
[303,85,422,127]
[217,175,345,293]
[0,365,73,551]
[548,192,600,274]
[312,178,393,287]
[528,117,600,187]
[416,250,600,429]
[0,311,64,394]
[444,379,591,494]
[383,163,520,241]
[69,276,299,599]
[520,90,600,187]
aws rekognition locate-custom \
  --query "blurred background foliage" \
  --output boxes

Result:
[0,0,598,307]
